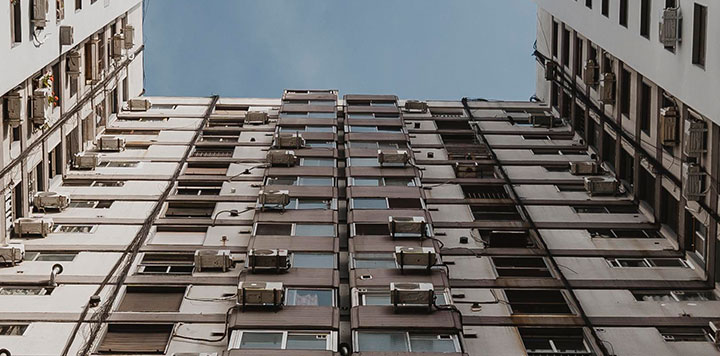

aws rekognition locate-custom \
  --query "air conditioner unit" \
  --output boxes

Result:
[194,250,232,272]
[599,73,615,104]
[266,150,298,167]
[660,7,682,48]
[0,243,24,266]
[125,98,152,111]
[394,246,437,271]
[33,192,70,211]
[248,248,289,272]
[14,217,54,238]
[404,100,428,113]
[67,51,81,78]
[245,111,268,125]
[73,152,100,169]
[123,25,135,49]
[660,107,679,146]
[684,120,707,158]
[31,0,48,28]
[274,133,305,149]
[531,114,553,128]
[258,190,290,210]
[6,92,23,127]
[570,162,600,175]
[32,89,49,125]
[583,176,619,196]
[111,34,124,60]
[583,59,599,86]
[237,281,284,309]
[59,26,74,46]
[98,136,126,152]
[389,216,427,239]
[709,321,720,346]
[378,150,410,166]
[544,61,557,81]
[390,282,434,312]
[683,163,705,201]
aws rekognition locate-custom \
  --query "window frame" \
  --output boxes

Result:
[353,331,461,353]
[228,330,336,351]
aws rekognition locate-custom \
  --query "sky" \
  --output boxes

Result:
[143,0,537,101]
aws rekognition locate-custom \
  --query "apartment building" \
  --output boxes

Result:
[0,1,718,356]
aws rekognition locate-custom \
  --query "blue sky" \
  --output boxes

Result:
[143,0,537,101]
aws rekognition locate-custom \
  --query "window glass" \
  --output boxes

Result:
[286,289,334,306]
[286,334,328,350]
[0,325,28,336]
[409,334,457,353]
[34,253,76,262]
[356,332,409,352]
[352,198,388,209]
[305,141,335,148]
[295,199,332,210]
[352,178,381,186]
[354,253,396,269]
[293,253,335,268]
[348,141,378,149]
[54,225,94,233]
[304,126,334,133]
[0,287,46,295]
[301,158,335,167]
[384,178,416,186]
[295,224,334,237]
[266,176,297,185]
[298,177,333,186]
[349,158,379,167]
[240,332,283,349]
[68,201,98,208]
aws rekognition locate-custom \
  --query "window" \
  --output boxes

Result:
[607,258,690,268]
[300,158,335,167]
[640,82,651,134]
[63,180,125,187]
[585,0,592,9]
[352,223,391,236]
[137,253,194,275]
[284,198,332,210]
[692,4,707,66]
[97,161,140,168]
[633,290,718,302]
[265,176,333,186]
[184,162,228,175]
[462,185,509,199]
[254,223,335,237]
[11,0,22,43]
[619,0,628,27]
[658,327,712,342]
[68,200,113,209]
[640,0,651,38]
[353,253,396,269]
[76,0,81,10]
[575,38,584,79]
[520,328,591,355]
[279,112,335,119]
[588,229,658,238]
[355,332,460,353]
[573,204,638,214]
[176,182,222,196]
[305,141,335,148]
[356,289,448,306]
[552,21,559,57]
[661,188,679,234]
[347,141,402,149]
[351,198,423,210]
[348,158,380,167]
[602,0,609,16]
[492,257,552,278]
[348,126,403,133]
[471,205,522,221]
[505,290,571,314]
[0,324,28,336]
[349,177,416,187]
[562,28,571,67]
[688,214,707,261]
[0,287,49,295]
[285,289,334,306]
[117,286,185,312]
[164,202,214,218]
[97,324,173,354]
[24,252,77,262]
[291,253,335,268]
[620,68,631,116]
[278,126,335,133]
[53,225,96,233]
[229,330,334,350]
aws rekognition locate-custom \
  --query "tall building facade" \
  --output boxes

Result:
[0,1,718,356]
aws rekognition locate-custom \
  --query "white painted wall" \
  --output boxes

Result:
[535,0,720,123]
